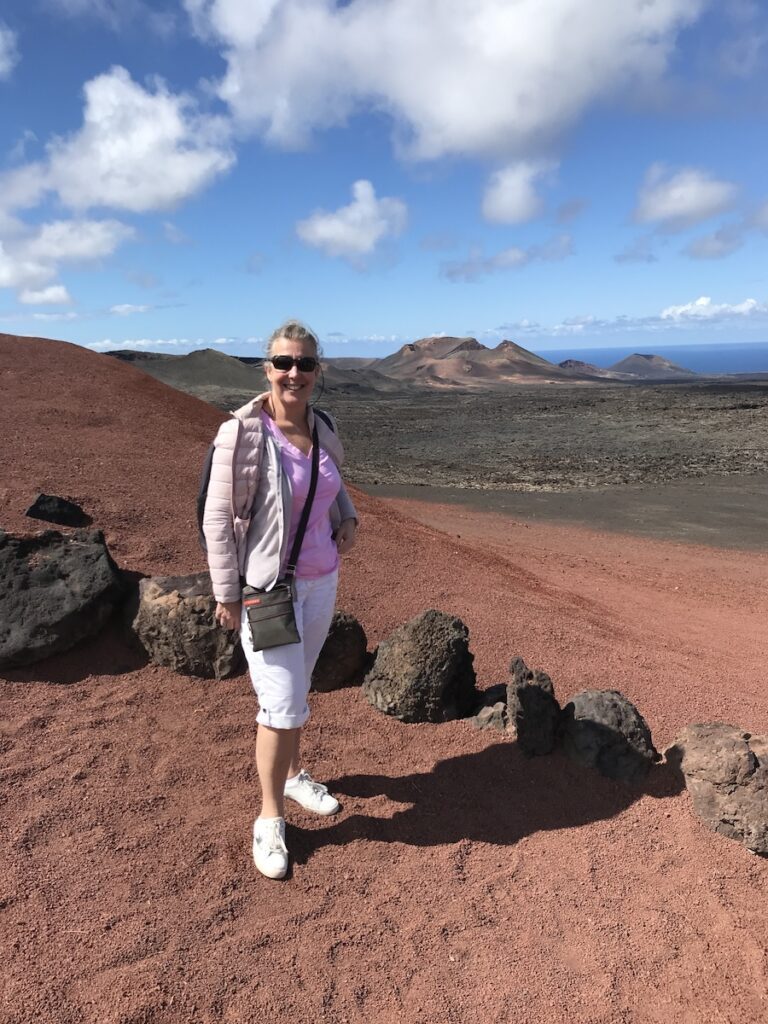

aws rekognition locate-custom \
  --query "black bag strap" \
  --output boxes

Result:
[313,407,335,433]
[197,442,216,551]
[283,423,320,579]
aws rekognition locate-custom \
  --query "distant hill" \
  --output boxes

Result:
[109,348,265,390]
[235,354,414,394]
[320,364,415,393]
[608,353,697,379]
[376,335,573,387]
[558,359,630,380]
[327,356,379,369]
[107,345,411,405]
[106,340,709,399]
[373,336,707,387]
[559,359,601,373]
[495,339,554,367]
[377,336,485,373]
[106,349,172,363]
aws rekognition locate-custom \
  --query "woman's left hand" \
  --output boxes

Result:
[335,518,357,554]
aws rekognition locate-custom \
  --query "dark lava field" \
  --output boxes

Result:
[321,382,768,492]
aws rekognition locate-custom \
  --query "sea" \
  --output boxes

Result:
[536,341,768,375]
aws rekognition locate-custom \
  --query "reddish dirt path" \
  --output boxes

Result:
[2,334,767,1024]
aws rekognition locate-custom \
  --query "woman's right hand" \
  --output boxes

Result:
[215,600,242,631]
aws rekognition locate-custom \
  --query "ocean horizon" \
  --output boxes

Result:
[535,341,768,375]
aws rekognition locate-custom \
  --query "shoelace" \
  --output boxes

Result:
[296,771,328,796]
[257,820,287,855]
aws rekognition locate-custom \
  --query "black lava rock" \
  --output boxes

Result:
[507,656,561,756]
[25,493,92,528]
[467,682,509,733]
[312,611,368,691]
[560,689,659,782]
[0,528,126,670]
[362,609,478,723]
[666,723,767,855]
[131,572,244,680]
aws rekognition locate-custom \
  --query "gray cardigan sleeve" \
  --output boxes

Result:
[322,411,357,524]
[336,478,357,524]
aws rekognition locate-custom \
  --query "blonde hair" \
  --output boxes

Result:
[265,319,323,360]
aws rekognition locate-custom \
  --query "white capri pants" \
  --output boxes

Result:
[240,569,338,730]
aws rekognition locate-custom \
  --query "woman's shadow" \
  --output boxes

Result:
[290,740,683,863]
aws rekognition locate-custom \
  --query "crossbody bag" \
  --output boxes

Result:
[241,423,320,652]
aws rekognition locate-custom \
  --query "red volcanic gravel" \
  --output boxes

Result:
[1,333,767,1024]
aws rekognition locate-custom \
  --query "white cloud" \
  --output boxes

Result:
[185,0,279,46]
[110,303,150,315]
[9,130,39,164]
[19,285,73,305]
[549,315,599,335]
[46,67,234,213]
[0,218,134,297]
[296,180,407,259]
[0,68,232,301]
[494,293,768,337]
[185,0,704,160]
[482,161,555,224]
[0,165,47,216]
[495,318,543,335]
[21,219,135,264]
[635,163,738,231]
[31,311,80,322]
[684,224,744,259]
[553,296,768,332]
[0,22,19,80]
[0,244,53,291]
[660,296,766,321]
[754,200,768,231]
[0,210,25,237]
[442,234,572,282]
[87,337,205,351]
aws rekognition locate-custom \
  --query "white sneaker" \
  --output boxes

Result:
[284,770,340,816]
[252,817,288,879]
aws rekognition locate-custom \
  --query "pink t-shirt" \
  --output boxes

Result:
[261,411,341,578]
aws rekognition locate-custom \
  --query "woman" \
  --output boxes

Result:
[203,320,358,879]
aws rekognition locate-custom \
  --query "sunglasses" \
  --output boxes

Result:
[268,355,319,372]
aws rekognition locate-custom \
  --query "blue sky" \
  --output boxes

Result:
[1,0,767,358]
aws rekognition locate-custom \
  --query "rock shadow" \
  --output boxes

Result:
[290,741,684,863]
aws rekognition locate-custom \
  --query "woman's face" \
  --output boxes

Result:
[265,336,320,409]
